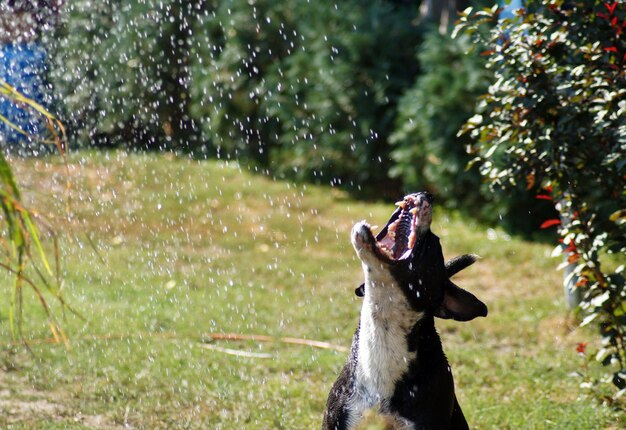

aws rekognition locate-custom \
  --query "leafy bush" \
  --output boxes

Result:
[49,0,425,192]
[48,0,209,149]
[188,0,290,162]
[266,0,422,191]
[390,29,489,207]
[190,0,422,192]
[389,27,555,233]
[457,1,626,394]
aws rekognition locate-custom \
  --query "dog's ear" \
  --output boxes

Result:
[434,280,487,321]
[355,283,365,297]
[446,254,480,278]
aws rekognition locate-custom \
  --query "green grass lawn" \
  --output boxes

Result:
[0,151,623,429]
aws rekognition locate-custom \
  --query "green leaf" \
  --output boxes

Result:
[609,209,625,225]
[580,313,598,327]
[0,152,21,199]
[22,212,53,276]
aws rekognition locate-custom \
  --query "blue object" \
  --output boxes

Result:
[499,0,524,21]
[0,42,49,145]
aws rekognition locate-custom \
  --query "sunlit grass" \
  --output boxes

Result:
[0,151,623,429]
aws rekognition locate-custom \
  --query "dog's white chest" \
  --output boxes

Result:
[349,263,422,421]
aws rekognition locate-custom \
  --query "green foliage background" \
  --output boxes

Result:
[46,1,516,210]
[48,0,207,149]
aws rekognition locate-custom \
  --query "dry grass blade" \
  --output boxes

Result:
[0,79,71,347]
[199,344,274,359]
[203,332,349,353]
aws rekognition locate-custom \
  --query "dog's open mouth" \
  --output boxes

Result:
[373,192,433,261]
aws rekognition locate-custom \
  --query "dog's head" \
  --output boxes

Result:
[351,192,487,322]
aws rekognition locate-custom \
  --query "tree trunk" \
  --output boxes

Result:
[419,0,471,33]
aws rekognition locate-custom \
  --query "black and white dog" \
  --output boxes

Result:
[323,192,487,430]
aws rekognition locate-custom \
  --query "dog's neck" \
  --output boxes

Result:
[353,263,424,405]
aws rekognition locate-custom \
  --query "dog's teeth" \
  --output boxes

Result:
[378,243,393,258]
[395,200,406,209]
[408,229,417,250]
[410,208,418,215]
